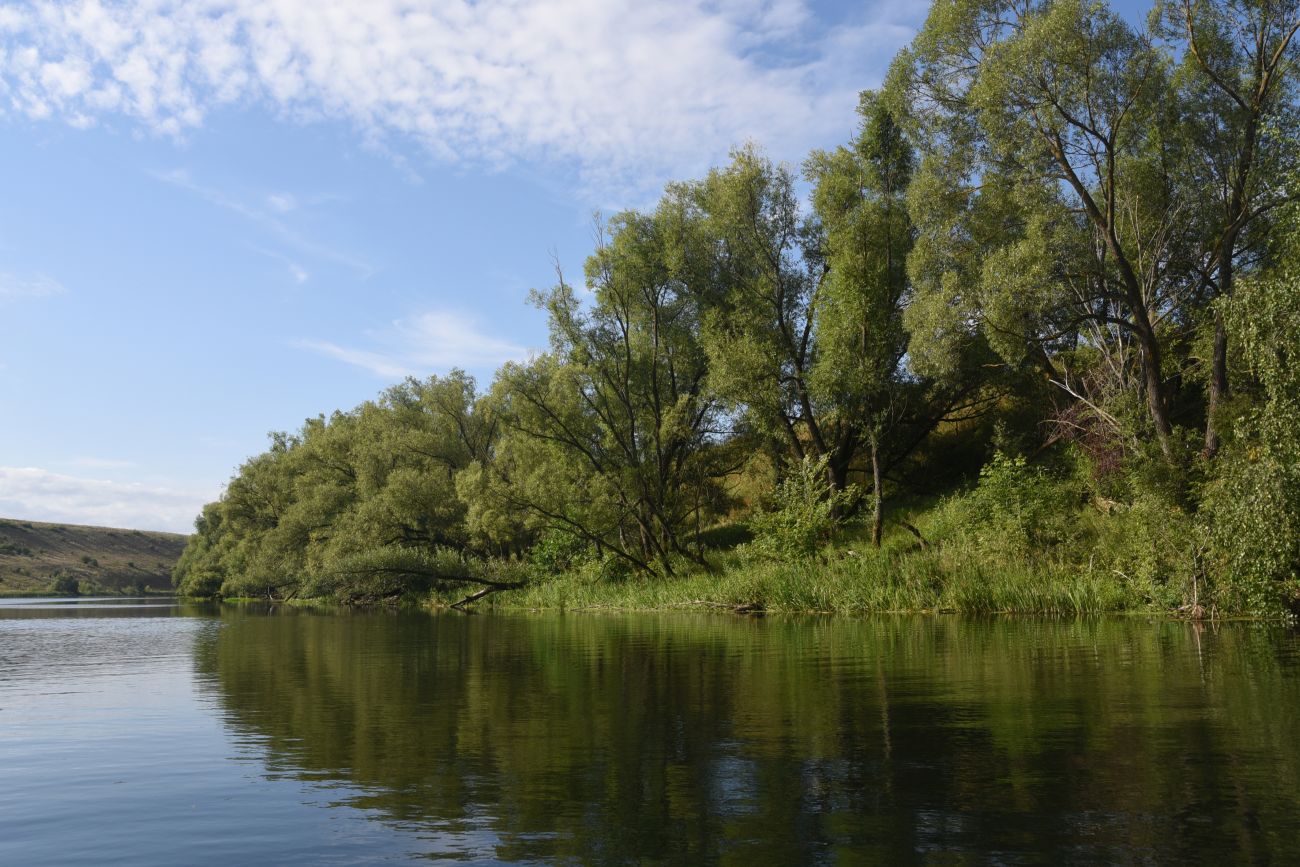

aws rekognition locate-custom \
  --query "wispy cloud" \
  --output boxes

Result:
[296,310,529,378]
[247,244,309,285]
[265,192,296,213]
[0,0,922,198]
[63,457,137,470]
[295,341,413,379]
[0,272,65,299]
[151,168,373,278]
[0,466,209,533]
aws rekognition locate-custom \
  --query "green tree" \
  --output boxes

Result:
[806,92,915,544]
[1202,215,1300,615]
[1154,0,1300,456]
[477,204,724,576]
[173,372,496,600]
[892,0,1186,459]
[688,146,859,487]
[52,574,80,596]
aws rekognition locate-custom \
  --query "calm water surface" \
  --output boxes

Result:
[1,598,1298,864]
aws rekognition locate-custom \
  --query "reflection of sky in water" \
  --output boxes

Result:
[0,606,486,865]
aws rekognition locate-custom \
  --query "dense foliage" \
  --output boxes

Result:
[176,0,1300,618]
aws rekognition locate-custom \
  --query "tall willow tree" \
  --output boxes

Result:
[892,0,1300,464]
[686,147,842,484]
[474,202,723,576]
[1155,0,1300,456]
[806,92,915,544]
[892,0,1190,460]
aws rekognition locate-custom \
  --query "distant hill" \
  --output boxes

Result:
[0,518,188,596]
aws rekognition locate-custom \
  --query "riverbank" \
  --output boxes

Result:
[484,557,1129,616]
[0,589,178,599]
[193,484,1300,621]
[441,507,1238,618]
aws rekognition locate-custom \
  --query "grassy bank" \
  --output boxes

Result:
[441,493,1221,617]
[440,461,1287,620]
[492,554,1132,616]
[476,528,1136,617]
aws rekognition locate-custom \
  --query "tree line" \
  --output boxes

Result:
[176,0,1300,617]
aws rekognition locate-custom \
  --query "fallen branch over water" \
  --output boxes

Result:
[450,580,527,611]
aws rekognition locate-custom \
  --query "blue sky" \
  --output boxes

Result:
[0,0,1147,532]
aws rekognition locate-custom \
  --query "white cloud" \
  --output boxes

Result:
[297,309,529,378]
[0,0,923,198]
[295,340,413,379]
[0,272,65,299]
[0,466,209,533]
[0,9,28,32]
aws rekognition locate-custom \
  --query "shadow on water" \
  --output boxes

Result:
[193,610,1300,864]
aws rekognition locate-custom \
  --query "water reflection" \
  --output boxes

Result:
[197,611,1300,863]
[0,597,217,618]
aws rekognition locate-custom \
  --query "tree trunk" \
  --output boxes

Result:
[1204,255,1233,458]
[826,448,852,520]
[1136,322,1174,461]
[871,437,884,549]
[827,455,849,494]
[1204,310,1228,458]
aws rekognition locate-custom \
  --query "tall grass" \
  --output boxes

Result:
[446,471,1211,617]
[488,540,1138,616]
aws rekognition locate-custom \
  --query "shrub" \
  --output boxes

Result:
[1198,251,1300,619]
[305,545,483,603]
[528,528,592,574]
[1093,498,1199,611]
[954,452,1081,560]
[748,455,855,559]
[52,575,80,596]
[1202,441,1300,618]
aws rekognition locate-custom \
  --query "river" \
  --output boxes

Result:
[2,597,1298,863]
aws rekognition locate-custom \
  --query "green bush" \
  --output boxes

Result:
[303,545,477,602]
[951,452,1081,560]
[569,550,636,584]
[528,528,592,574]
[52,575,80,596]
[1092,498,1199,611]
[1202,441,1300,618]
[748,455,856,560]
[1198,252,1300,619]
